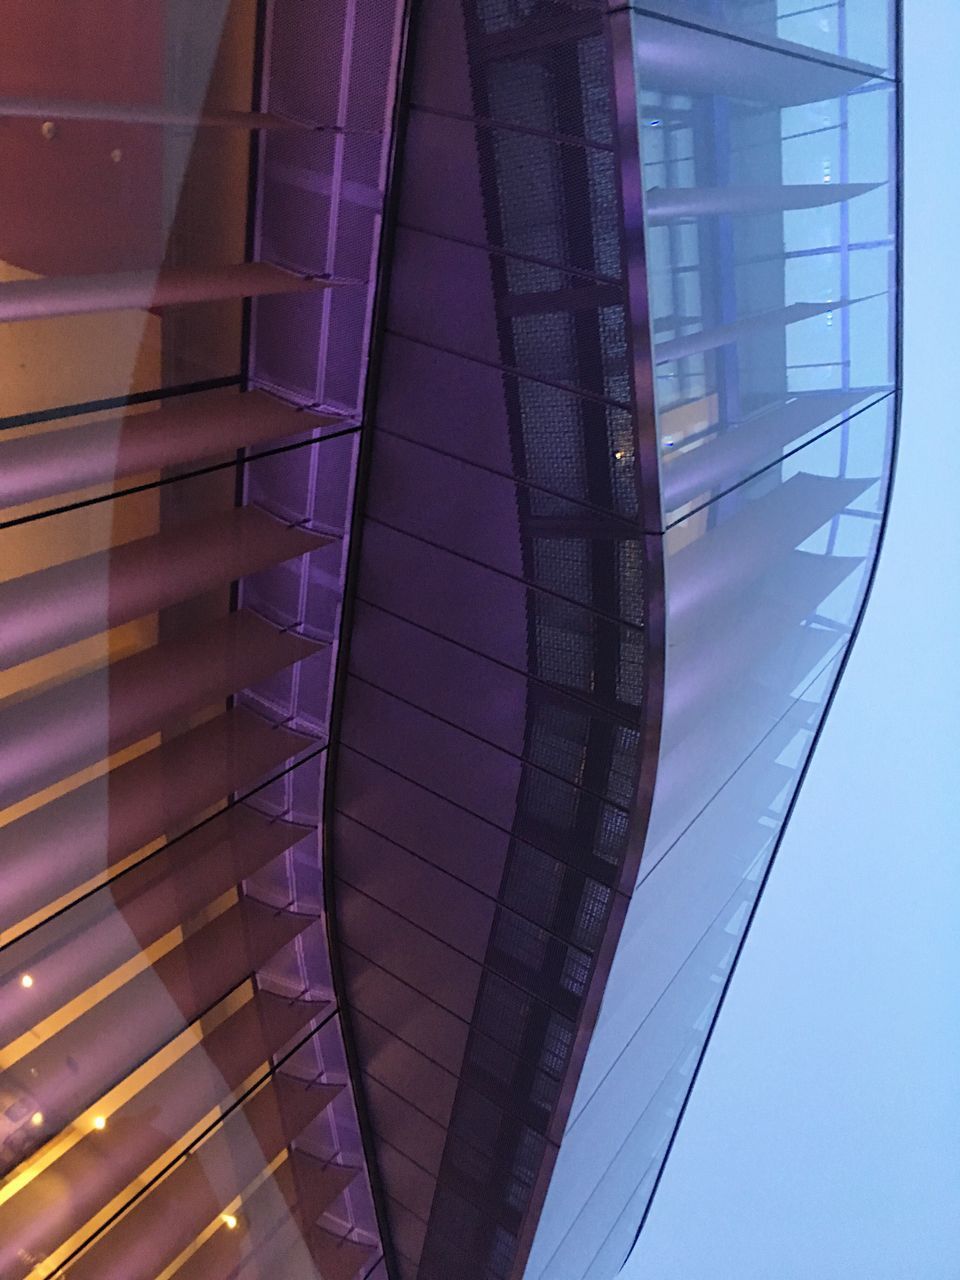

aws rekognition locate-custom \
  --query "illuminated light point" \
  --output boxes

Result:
[30,1112,43,1127]
[20,974,34,989]
[614,450,625,461]
[221,1214,238,1231]
[93,1115,107,1131]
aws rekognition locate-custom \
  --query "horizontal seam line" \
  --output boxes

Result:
[335,806,614,951]
[364,513,647,631]
[337,739,629,882]
[345,669,639,807]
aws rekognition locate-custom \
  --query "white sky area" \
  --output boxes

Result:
[622,4,960,1276]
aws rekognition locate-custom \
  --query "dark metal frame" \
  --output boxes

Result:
[319,3,423,1278]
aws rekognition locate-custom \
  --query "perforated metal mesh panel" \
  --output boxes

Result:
[328,1,649,1276]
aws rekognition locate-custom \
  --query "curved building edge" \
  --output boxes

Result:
[321,3,903,1280]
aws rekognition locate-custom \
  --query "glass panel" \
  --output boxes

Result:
[523,385,894,1280]
[0,2,261,422]
[630,12,897,524]
[629,0,895,76]
[648,394,893,869]
[523,664,829,1280]
[0,1,404,1273]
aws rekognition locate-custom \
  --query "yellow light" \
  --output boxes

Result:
[19,974,33,989]
[614,450,625,461]
[92,1115,107,1131]
[30,1112,43,1127]
[221,1214,238,1231]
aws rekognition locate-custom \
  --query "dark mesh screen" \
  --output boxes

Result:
[331,0,650,1276]
[397,1,638,1276]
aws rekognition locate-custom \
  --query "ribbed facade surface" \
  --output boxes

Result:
[0,3,405,1278]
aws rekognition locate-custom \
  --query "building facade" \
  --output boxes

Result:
[0,2,900,1279]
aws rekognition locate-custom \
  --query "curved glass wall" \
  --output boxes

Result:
[636,13,897,526]
[520,5,900,1279]
[0,4,405,1278]
[523,399,895,1280]
[632,0,895,75]
[326,3,648,1277]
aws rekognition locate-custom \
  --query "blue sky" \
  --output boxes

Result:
[622,5,960,1276]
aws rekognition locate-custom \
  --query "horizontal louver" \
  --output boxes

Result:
[64,1074,343,1280]
[670,474,876,606]
[0,610,318,810]
[0,262,333,323]
[0,808,310,1045]
[0,990,326,1280]
[0,96,315,129]
[4,898,318,1170]
[0,706,310,936]
[0,388,342,509]
[632,15,881,105]
[644,182,878,221]
[304,1228,379,1280]
[655,298,861,364]
[661,391,883,511]
[171,1153,361,1280]
[0,505,326,669]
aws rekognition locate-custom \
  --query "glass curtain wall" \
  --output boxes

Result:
[523,5,899,1279]
[632,0,895,74]
[0,4,404,1278]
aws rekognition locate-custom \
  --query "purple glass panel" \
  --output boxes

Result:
[237,0,408,1271]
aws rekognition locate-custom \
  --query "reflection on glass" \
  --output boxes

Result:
[632,13,896,526]
[649,399,893,869]
[524,390,894,1280]
[521,6,898,1275]
[0,2,397,1276]
[631,0,895,76]
[0,7,264,421]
